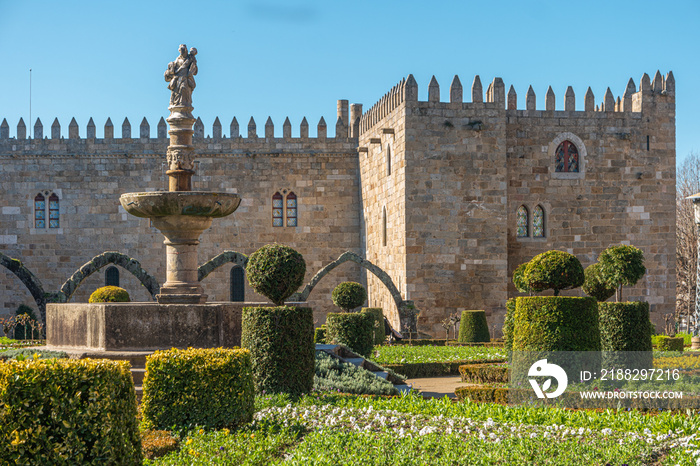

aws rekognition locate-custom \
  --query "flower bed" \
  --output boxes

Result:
[372,345,506,365]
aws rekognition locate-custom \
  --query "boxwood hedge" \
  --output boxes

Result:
[332,282,367,312]
[325,312,374,357]
[0,358,141,465]
[361,307,385,346]
[598,301,653,369]
[656,336,684,352]
[503,299,515,352]
[246,244,306,306]
[241,306,315,395]
[458,310,490,343]
[88,285,130,303]
[141,347,255,431]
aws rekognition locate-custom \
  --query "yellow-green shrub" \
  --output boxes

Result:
[362,307,385,345]
[89,285,130,303]
[141,347,254,430]
[656,336,684,352]
[0,358,141,465]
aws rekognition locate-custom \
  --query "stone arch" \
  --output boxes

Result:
[198,251,249,282]
[0,252,48,324]
[290,251,418,334]
[60,251,160,302]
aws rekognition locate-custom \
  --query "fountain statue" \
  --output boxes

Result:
[119,45,240,304]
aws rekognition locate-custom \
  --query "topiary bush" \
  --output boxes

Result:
[597,244,646,302]
[503,299,516,352]
[0,358,141,465]
[582,263,616,302]
[241,306,315,395]
[141,347,254,431]
[314,325,327,344]
[598,301,653,369]
[656,336,684,352]
[332,282,367,312]
[246,244,306,305]
[325,312,374,357]
[522,250,584,296]
[362,307,385,345]
[458,310,490,343]
[314,352,398,396]
[88,286,130,303]
[512,262,532,294]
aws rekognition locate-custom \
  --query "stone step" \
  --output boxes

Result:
[131,368,146,386]
[344,357,365,367]
[371,371,389,379]
[394,384,412,394]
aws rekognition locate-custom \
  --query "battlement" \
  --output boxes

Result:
[360,71,674,132]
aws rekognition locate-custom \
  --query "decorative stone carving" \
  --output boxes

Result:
[164,44,198,108]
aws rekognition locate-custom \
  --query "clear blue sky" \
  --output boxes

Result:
[1,0,698,165]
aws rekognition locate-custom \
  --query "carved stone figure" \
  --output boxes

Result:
[164,44,198,107]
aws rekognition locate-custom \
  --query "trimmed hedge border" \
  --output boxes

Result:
[390,339,450,346]
[242,306,315,395]
[459,363,509,384]
[0,358,141,465]
[325,312,373,357]
[446,341,505,347]
[656,336,684,352]
[383,358,507,379]
[599,301,652,352]
[141,347,255,431]
[455,385,510,404]
[362,308,385,346]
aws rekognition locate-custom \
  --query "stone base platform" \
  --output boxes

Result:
[47,301,306,352]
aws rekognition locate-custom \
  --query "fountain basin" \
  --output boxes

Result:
[119,191,241,218]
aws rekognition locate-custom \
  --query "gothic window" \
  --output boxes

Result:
[386,144,392,176]
[516,205,529,238]
[105,266,120,287]
[34,193,45,229]
[230,266,245,302]
[286,192,297,227]
[272,192,283,227]
[533,205,545,237]
[382,207,387,246]
[555,140,579,173]
[48,193,60,228]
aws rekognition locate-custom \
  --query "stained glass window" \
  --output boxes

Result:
[49,193,59,228]
[34,193,45,229]
[533,205,545,237]
[516,205,529,238]
[286,192,297,227]
[555,140,579,173]
[105,266,120,287]
[272,192,283,227]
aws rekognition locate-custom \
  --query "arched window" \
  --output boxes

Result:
[230,266,245,302]
[34,193,45,229]
[386,144,391,176]
[286,192,297,227]
[48,193,60,228]
[382,207,387,246]
[533,205,545,237]
[105,266,120,287]
[516,205,529,238]
[272,192,283,227]
[555,140,579,173]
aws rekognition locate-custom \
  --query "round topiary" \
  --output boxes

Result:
[332,282,367,312]
[246,244,306,306]
[89,286,130,303]
[582,263,616,302]
[523,250,584,296]
[598,244,646,302]
[458,310,490,343]
[512,263,532,294]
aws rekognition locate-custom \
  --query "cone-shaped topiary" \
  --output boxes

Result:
[89,286,130,303]
[246,243,306,306]
[597,244,646,302]
[332,282,367,312]
[582,263,616,302]
[458,310,490,343]
[523,250,584,296]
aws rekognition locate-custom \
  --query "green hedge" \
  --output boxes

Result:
[653,333,692,346]
[314,325,327,344]
[458,310,490,343]
[0,358,141,465]
[141,347,254,431]
[459,363,509,384]
[656,336,684,352]
[512,297,600,351]
[503,299,515,352]
[599,301,653,369]
[455,385,509,404]
[382,358,507,378]
[391,339,450,346]
[88,285,130,303]
[362,308,385,346]
[325,312,373,357]
[0,348,67,361]
[241,306,315,395]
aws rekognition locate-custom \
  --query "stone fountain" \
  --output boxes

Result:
[46,45,254,352]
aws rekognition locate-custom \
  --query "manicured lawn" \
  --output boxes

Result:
[371,345,506,364]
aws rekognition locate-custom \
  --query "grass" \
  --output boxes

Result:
[371,345,506,364]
